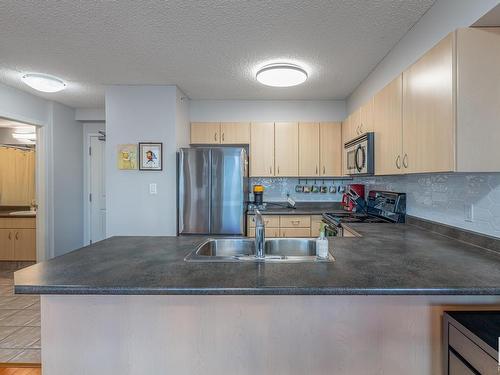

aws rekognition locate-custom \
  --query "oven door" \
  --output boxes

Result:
[322,220,341,237]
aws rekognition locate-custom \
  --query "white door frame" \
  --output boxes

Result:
[0,112,52,262]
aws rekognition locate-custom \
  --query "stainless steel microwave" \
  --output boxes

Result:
[344,132,374,175]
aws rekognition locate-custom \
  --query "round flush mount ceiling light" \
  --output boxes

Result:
[21,73,67,93]
[256,64,308,87]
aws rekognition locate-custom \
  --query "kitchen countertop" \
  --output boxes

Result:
[0,210,36,218]
[247,202,344,216]
[14,223,500,295]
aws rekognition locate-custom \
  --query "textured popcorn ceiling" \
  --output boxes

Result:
[0,0,434,108]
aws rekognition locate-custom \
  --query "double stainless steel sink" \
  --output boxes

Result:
[185,238,334,263]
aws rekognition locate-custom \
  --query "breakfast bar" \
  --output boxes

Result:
[14,222,500,374]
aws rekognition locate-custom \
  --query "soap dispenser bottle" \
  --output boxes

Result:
[316,223,329,259]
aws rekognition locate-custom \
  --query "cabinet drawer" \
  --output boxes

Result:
[279,228,311,238]
[449,324,497,375]
[449,351,475,375]
[247,215,280,228]
[0,218,36,229]
[247,227,279,238]
[279,215,311,228]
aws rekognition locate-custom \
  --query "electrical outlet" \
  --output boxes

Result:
[464,203,474,222]
[149,183,157,195]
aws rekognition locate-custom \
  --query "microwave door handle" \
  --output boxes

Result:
[354,145,363,172]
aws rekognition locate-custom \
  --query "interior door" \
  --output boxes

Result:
[89,136,106,243]
[179,148,210,234]
[210,148,246,235]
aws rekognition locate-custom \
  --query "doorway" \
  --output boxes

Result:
[87,134,106,244]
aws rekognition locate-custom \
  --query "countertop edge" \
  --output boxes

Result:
[15,285,500,296]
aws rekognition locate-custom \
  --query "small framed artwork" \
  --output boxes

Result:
[139,142,163,171]
[117,144,138,170]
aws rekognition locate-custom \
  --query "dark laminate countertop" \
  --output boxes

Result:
[14,223,500,295]
[247,202,343,215]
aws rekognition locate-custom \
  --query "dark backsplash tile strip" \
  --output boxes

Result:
[407,216,500,254]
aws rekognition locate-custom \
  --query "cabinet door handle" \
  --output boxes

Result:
[403,154,408,169]
[269,166,272,175]
[222,133,225,142]
[292,220,300,225]
[214,132,218,142]
[396,155,401,169]
[8,232,11,240]
[15,232,19,240]
[323,166,326,175]
[316,166,318,175]
[277,166,280,175]
[360,123,364,133]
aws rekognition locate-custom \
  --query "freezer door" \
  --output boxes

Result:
[178,148,210,234]
[210,148,247,235]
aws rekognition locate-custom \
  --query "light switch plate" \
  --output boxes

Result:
[149,183,157,195]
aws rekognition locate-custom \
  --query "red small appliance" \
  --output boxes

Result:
[342,184,365,212]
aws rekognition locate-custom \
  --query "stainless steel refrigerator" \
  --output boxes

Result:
[178,147,248,235]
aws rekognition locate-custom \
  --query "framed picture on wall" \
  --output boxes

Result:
[139,142,163,171]
[117,144,138,170]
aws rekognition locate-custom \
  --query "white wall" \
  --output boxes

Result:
[0,83,85,258]
[347,0,500,113]
[51,102,84,256]
[190,100,346,122]
[75,108,105,122]
[175,88,190,149]
[105,86,180,236]
[0,83,49,126]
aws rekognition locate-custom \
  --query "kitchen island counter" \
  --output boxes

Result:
[14,223,500,295]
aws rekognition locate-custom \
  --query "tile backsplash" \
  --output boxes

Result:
[249,178,347,202]
[250,173,500,238]
[353,173,500,238]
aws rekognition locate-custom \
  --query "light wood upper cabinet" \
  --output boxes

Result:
[298,122,320,176]
[274,122,298,177]
[220,122,250,144]
[190,122,221,144]
[455,28,500,172]
[374,75,403,175]
[320,122,342,176]
[250,122,275,177]
[402,33,455,174]
[359,98,374,135]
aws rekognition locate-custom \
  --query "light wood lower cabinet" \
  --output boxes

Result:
[311,216,323,237]
[247,214,319,238]
[0,230,14,260]
[279,228,311,238]
[0,218,36,261]
[247,227,280,238]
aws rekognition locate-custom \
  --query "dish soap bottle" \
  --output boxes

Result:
[316,223,329,259]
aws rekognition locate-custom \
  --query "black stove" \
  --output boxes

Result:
[322,191,406,236]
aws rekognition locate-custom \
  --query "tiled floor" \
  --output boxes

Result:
[0,263,40,364]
